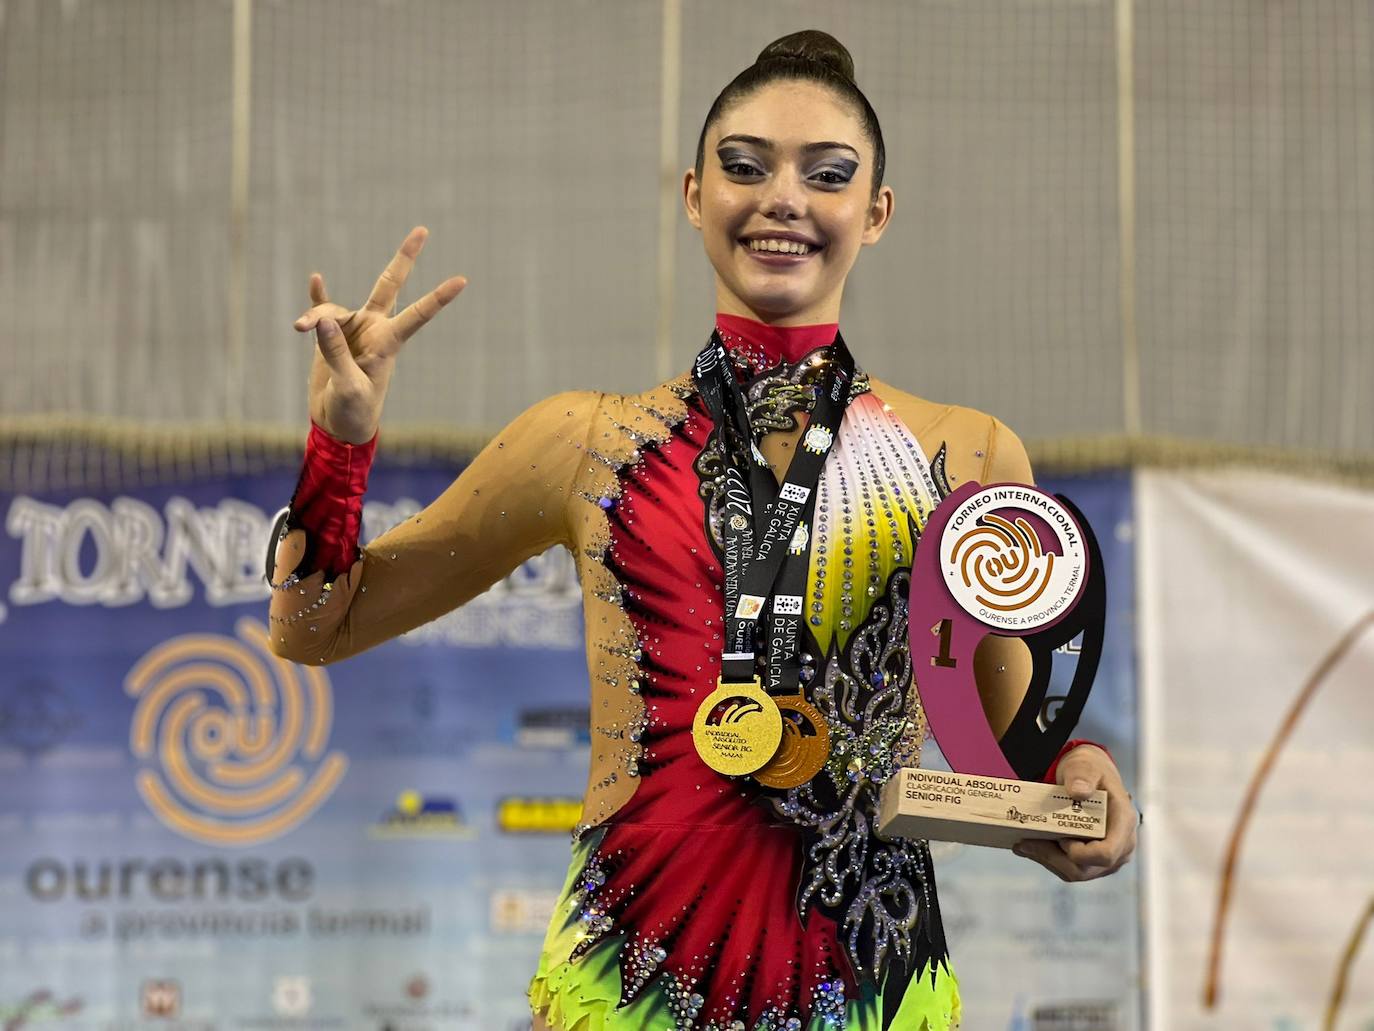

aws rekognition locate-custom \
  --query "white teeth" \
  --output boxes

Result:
[747,238,812,255]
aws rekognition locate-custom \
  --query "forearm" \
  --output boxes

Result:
[284,420,378,581]
[265,390,597,667]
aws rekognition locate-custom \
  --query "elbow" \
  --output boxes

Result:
[266,635,311,666]
[268,637,342,668]
[267,635,326,667]
[264,613,345,668]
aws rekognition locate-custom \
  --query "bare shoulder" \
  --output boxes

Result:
[865,376,1034,486]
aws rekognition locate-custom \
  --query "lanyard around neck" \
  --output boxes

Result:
[691,329,856,690]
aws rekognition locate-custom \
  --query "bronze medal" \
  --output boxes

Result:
[753,694,831,789]
[692,676,784,777]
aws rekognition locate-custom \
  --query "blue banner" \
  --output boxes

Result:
[0,463,1138,1029]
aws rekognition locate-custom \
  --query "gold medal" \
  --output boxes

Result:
[692,676,783,776]
[754,695,831,789]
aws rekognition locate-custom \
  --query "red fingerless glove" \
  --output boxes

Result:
[288,420,378,579]
[1043,738,1114,785]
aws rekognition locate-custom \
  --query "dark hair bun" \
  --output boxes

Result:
[756,30,856,85]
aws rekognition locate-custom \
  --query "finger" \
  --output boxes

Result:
[1041,793,1139,873]
[308,345,329,405]
[1096,785,1139,859]
[1057,835,1118,869]
[313,318,355,376]
[309,272,330,306]
[365,226,429,315]
[1013,839,1086,882]
[1056,749,1108,792]
[294,302,355,333]
[389,275,467,347]
[1063,781,1097,805]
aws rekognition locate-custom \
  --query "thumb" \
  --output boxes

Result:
[1067,776,1096,801]
[1058,754,1102,800]
[314,318,354,375]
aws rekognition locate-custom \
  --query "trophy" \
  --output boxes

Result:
[878,481,1110,849]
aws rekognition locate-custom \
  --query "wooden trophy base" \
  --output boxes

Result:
[877,767,1107,849]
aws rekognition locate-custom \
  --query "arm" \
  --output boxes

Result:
[267,390,600,666]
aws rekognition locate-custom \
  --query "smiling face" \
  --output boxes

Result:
[684,79,895,326]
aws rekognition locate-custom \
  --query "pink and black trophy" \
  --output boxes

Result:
[878,480,1110,848]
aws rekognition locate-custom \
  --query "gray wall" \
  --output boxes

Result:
[2,0,1371,455]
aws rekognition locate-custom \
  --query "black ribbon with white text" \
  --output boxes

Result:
[692,329,855,692]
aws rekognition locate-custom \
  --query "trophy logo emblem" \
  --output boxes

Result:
[939,487,1088,629]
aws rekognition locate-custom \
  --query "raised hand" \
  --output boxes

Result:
[293,226,466,444]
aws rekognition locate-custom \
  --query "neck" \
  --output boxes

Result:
[714,311,839,367]
[714,284,842,328]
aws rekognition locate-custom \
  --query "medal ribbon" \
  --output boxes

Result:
[691,329,855,691]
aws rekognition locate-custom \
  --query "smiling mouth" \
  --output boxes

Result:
[740,237,822,256]
[739,239,823,268]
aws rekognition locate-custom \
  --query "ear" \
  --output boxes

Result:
[861,184,895,246]
[683,167,703,231]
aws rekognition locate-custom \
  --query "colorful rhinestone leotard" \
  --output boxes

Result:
[268,313,1034,1030]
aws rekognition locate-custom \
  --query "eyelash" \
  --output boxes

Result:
[723,162,849,185]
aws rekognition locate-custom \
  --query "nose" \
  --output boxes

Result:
[760,166,806,221]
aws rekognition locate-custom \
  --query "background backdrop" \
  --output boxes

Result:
[1,1,1371,1028]
[4,0,1374,460]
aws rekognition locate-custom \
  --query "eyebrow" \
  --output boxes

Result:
[716,134,860,159]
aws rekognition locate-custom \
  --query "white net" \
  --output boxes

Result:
[2,0,1372,483]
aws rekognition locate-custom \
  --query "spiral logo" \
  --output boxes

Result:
[939,486,1087,630]
[125,617,348,846]
[951,513,1053,612]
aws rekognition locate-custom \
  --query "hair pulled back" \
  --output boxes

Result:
[694,30,886,203]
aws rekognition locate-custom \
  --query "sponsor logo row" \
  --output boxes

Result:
[140,974,439,1017]
[369,792,584,838]
[0,973,452,1027]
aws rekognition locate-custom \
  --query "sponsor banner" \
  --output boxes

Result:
[0,461,587,1028]
[0,463,1142,1026]
[1139,470,1374,1029]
